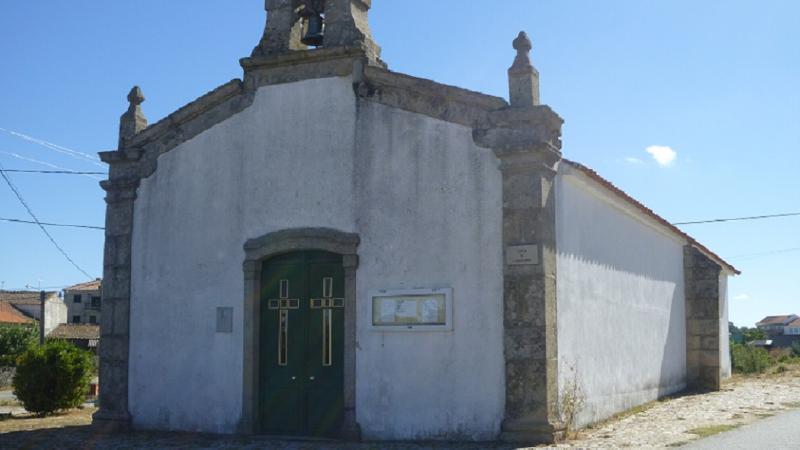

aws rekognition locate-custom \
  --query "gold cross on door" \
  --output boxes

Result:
[310,277,343,366]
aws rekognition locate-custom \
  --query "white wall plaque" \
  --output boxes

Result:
[506,244,539,266]
[369,288,453,332]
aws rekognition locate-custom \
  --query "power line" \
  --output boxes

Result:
[0,162,95,279]
[673,212,800,226]
[0,216,104,230]
[727,247,800,261]
[0,169,106,175]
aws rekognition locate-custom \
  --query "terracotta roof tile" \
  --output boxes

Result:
[49,324,100,340]
[757,315,798,326]
[562,159,740,275]
[0,290,58,305]
[0,302,35,325]
[64,279,102,292]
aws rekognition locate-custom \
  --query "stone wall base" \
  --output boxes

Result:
[92,410,132,433]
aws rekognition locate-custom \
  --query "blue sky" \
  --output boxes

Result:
[0,1,797,327]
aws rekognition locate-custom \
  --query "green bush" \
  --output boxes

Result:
[12,340,94,415]
[791,341,800,358]
[0,324,38,366]
[731,344,772,374]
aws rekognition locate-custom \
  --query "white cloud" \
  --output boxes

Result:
[733,294,750,301]
[624,157,645,164]
[646,145,677,167]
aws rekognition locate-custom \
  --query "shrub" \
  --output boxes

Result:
[791,341,800,358]
[0,325,38,366]
[731,344,772,374]
[13,340,94,415]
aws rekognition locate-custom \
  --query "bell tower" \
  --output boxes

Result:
[250,0,382,66]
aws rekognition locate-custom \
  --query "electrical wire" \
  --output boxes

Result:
[0,216,104,230]
[0,162,95,279]
[673,212,800,226]
[0,169,106,175]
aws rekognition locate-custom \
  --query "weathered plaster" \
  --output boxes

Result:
[555,166,688,427]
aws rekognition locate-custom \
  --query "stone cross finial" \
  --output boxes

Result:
[118,86,148,149]
[508,31,540,108]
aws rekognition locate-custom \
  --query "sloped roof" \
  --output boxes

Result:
[0,290,58,305]
[787,318,800,328]
[757,315,798,326]
[0,302,35,325]
[49,324,100,340]
[65,279,102,292]
[562,160,740,275]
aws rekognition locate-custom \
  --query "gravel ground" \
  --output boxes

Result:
[1,371,799,449]
[559,370,800,448]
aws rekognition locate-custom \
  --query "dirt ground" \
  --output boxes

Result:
[1,368,799,449]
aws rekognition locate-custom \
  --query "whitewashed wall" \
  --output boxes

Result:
[354,102,504,441]
[130,77,358,433]
[128,76,505,438]
[555,164,687,427]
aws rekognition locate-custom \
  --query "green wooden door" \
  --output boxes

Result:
[259,251,345,437]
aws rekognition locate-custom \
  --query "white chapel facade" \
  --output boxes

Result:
[94,0,735,443]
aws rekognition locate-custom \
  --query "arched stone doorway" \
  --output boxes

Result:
[241,228,359,439]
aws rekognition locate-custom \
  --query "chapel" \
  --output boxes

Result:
[95,0,737,443]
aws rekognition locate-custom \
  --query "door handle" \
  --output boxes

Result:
[309,376,315,381]
[291,376,296,380]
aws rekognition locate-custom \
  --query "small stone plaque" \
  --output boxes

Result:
[216,307,233,333]
[506,244,539,266]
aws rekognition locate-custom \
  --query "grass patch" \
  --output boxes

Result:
[0,399,22,407]
[667,441,690,447]
[687,424,740,438]
[755,413,775,418]
[782,401,800,408]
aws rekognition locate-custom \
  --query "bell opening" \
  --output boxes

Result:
[301,13,325,47]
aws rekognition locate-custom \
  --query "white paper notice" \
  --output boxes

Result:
[421,298,440,323]
[379,299,396,323]
[396,300,418,319]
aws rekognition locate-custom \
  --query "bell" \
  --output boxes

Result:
[301,13,324,47]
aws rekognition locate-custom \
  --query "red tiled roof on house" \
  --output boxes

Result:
[64,279,102,292]
[0,302,35,325]
[49,324,100,340]
[757,315,799,326]
[562,159,740,275]
[0,290,58,305]
[786,318,800,328]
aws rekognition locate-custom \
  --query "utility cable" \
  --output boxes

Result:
[0,216,104,230]
[0,169,106,175]
[673,212,800,226]
[0,163,95,279]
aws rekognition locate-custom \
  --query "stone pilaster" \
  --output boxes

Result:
[684,245,723,390]
[93,88,148,431]
[473,32,564,443]
[92,178,137,431]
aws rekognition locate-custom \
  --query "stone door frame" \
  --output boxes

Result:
[240,228,360,439]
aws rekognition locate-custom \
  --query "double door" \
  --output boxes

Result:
[259,251,345,437]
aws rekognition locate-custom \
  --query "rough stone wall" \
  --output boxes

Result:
[684,246,723,390]
[555,166,688,427]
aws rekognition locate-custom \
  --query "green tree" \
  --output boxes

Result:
[0,324,38,366]
[13,340,94,415]
[742,328,767,343]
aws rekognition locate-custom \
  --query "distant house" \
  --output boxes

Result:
[63,279,102,325]
[0,290,66,334]
[756,314,799,336]
[0,301,35,326]
[48,324,100,353]
[784,318,800,336]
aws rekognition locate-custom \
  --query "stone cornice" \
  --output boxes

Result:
[356,66,507,128]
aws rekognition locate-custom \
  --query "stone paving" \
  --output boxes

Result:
[1,372,799,449]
